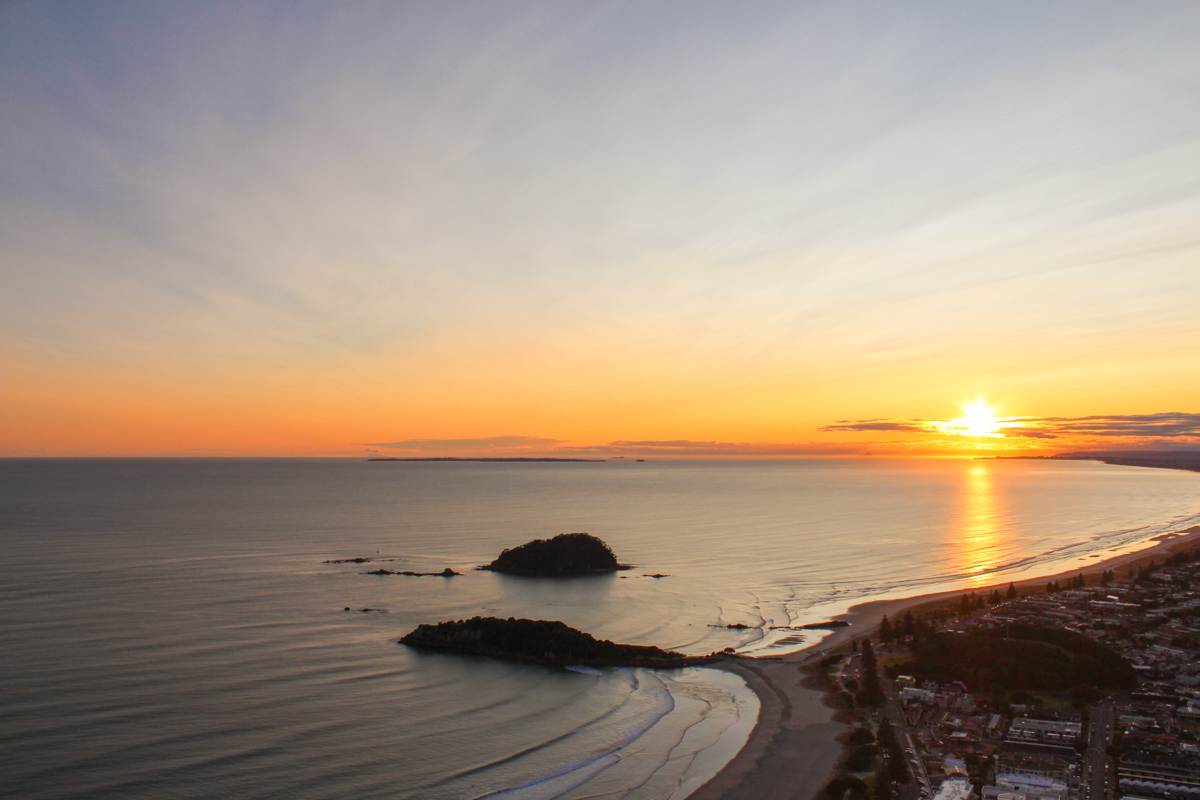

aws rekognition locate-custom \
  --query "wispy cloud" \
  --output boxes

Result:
[823,412,1200,444]
[572,440,869,457]
[368,436,562,455]
[365,415,1200,458]
[367,436,868,457]
[823,420,931,433]
[1031,413,1200,439]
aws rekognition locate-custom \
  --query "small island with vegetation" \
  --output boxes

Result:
[400,616,719,668]
[480,532,631,576]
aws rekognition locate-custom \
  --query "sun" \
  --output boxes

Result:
[951,400,1002,438]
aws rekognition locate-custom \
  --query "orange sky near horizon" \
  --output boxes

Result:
[4,314,1196,456]
[3,4,1199,457]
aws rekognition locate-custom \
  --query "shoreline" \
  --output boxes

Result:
[691,522,1200,799]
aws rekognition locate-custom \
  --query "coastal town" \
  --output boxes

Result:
[822,544,1200,800]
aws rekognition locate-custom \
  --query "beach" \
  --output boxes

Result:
[690,657,845,800]
[694,523,1200,799]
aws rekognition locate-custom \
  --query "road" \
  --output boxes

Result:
[876,655,926,800]
[843,647,926,800]
[1083,702,1115,800]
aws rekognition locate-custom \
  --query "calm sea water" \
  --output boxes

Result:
[2,458,1199,799]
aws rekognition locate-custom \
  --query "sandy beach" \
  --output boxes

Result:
[690,656,846,800]
[693,523,1200,799]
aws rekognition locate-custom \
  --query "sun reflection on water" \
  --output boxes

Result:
[959,462,1002,585]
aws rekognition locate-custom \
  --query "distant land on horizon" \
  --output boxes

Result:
[367,457,606,463]
[994,450,1200,474]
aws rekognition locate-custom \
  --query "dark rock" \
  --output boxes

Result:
[399,616,719,668]
[324,557,372,564]
[800,620,850,630]
[364,567,460,577]
[479,533,631,577]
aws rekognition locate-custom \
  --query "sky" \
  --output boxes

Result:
[2,1,1199,457]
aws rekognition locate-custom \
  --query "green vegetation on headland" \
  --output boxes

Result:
[893,623,1136,691]
[480,532,631,576]
[399,616,720,668]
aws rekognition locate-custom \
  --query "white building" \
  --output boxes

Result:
[934,777,976,800]
[982,772,1069,800]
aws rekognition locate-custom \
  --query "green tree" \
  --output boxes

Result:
[876,719,908,781]
[872,761,892,800]
[862,639,877,672]
[860,640,883,706]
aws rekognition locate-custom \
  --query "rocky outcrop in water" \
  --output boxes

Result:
[365,567,460,577]
[479,533,630,576]
[400,616,718,668]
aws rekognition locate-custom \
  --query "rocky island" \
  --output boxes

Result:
[479,532,631,576]
[364,567,460,577]
[400,616,720,668]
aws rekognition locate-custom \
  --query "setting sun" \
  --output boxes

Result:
[950,400,1002,438]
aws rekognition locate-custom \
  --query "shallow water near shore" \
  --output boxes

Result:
[2,457,1198,799]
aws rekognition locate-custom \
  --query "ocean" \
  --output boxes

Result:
[2,457,1198,799]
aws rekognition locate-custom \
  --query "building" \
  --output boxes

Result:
[982,772,1068,800]
[1118,749,1200,798]
[934,777,976,800]
[983,751,1075,800]
[901,686,937,704]
[1005,718,1082,750]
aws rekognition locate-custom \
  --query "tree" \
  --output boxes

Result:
[902,611,915,639]
[1070,685,1103,709]
[824,775,867,800]
[859,640,883,707]
[862,639,877,673]
[880,615,893,643]
[1006,582,1017,600]
[872,761,892,800]
[877,719,908,782]
[848,726,875,745]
